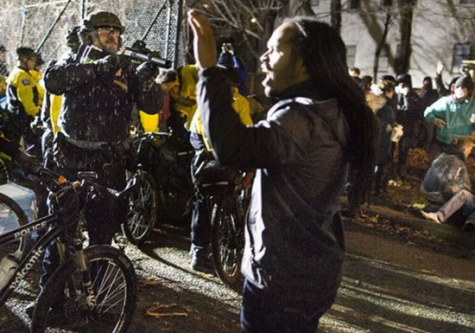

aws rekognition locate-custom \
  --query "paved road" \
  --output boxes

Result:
[1,219,475,332]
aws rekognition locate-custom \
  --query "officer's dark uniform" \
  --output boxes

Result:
[44,54,162,244]
[37,15,162,298]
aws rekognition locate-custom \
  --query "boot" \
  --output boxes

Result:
[190,244,214,274]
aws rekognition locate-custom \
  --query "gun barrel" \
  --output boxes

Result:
[124,48,171,68]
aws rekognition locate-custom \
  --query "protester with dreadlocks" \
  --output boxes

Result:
[188,11,378,333]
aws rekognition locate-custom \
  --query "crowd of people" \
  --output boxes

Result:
[0,7,474,333]
[349,60,475,233]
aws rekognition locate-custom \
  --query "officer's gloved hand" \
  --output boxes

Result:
[136,61,160,82]
[93,55,129,78]
[14,150,41,175]
[93,55,119,78]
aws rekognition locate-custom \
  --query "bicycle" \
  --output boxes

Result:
[0,167,137,332]
[154,129,194,224]
[0,181,35,263]
[123,131,167,245]
[196,160,249,286]
[124,129,194,245]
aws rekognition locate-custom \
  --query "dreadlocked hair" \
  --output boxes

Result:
[284,17,379,203]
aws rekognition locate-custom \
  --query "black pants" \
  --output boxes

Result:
[190,151,211,248]
[40,136,127,290]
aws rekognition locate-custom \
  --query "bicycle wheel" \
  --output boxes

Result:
[124,171,159,245]
[31,245,137,333]
[210,200,243,286]
[0,192,31,262]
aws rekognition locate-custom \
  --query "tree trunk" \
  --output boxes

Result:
[331,0,342,34]
[299,0,316,16]
[373,12,392,80]
[395,0,415,75]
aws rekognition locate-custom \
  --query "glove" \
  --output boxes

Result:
[136,61,160,82]
[93,55,130,78]
[13,150,41,175]
[93,55,119,78]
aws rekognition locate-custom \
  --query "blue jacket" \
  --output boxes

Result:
[199,67,347,303]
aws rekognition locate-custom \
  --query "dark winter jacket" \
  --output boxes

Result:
[397,90,424,124]
[44,54,162,143]
[199,67,347,303]
[419,87,439,109]
[376,97,395,164]
[420,152,471,205]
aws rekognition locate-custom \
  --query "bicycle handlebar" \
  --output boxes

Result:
[35,166,68,187]
[140,131,172,139]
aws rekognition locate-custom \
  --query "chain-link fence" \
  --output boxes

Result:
[0,0,184,71]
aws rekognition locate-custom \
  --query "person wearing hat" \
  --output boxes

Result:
[27,11,163,316]
[43,8,162,248]
[424,75,475,160]
[5,47,41,147]
[395,73,424,180]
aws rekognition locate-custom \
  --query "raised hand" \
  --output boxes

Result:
[436,61,444,75]
[187,10,217,69]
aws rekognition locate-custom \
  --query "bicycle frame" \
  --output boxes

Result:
[0,172,139,308]
[0,213,60,305]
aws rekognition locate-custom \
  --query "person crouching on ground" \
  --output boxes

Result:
[420,136,475,231]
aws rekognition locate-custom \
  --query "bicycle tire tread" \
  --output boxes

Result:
[31,245,137,333]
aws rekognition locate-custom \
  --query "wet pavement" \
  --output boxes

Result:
[1,211,475,332]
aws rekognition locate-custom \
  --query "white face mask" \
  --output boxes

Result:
[454,87,467,100]
[395,85,403,94]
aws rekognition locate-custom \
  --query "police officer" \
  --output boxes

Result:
[188,66,253,273]
[44,10,162,244]
[30,11,162,313]
[6,47,41,147]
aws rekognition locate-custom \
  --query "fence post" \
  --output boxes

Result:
[81,0,88,19]
[174,0,184,70]
[36,0,73,53]
[20,10,27,45]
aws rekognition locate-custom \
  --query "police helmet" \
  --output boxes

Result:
[83,11,124,34]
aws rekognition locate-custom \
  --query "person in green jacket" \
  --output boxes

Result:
[424,76,475,160]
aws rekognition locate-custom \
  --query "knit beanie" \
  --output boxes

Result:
[455,76,474,95]
[396,74,412,88]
